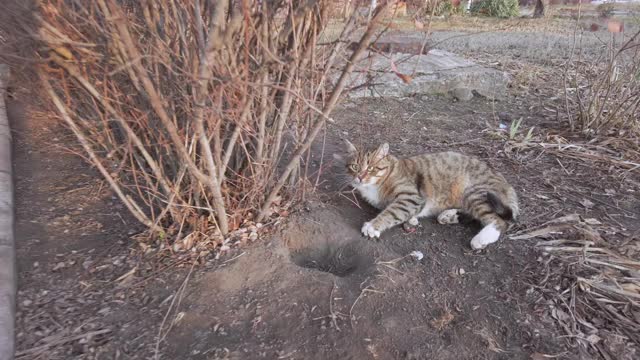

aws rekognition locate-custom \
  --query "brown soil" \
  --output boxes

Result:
[10,46,640,360]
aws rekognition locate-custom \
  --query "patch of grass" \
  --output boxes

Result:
[415,0,465,17]
[470,0,519,19]
[508,117,534,143]
[596,3,615,18]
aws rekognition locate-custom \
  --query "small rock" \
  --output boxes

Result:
[53,262,66,271]
[458,268,466,275]
[498,112,511,121]
[450,88,474,102]
[249,232,258,241]
[22,299,33,307]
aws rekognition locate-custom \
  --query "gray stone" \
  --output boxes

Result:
[450,87,474,102]
[337,48,510,100]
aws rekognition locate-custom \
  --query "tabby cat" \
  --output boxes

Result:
[339,140,519,250]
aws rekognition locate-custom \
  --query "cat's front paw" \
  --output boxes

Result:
[361,222,381,238]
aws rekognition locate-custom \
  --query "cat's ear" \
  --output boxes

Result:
[374,143,389,160]
[344,139,357,155]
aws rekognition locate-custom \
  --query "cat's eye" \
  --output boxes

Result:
[349,164,359,171]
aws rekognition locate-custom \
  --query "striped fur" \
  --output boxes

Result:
[342,141,519,250]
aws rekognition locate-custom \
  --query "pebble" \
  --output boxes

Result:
[450,87,474,102]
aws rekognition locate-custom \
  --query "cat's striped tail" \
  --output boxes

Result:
[486,189,519,221]
[462,185,519,227]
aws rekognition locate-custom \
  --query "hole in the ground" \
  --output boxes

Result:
[290,239,373,278]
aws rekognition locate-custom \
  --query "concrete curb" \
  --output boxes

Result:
[0,64,15,360]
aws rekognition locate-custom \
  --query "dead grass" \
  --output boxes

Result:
[505,132,640,176]
[515,215,640,358]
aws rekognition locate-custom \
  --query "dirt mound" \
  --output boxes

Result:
[159,201,567,359]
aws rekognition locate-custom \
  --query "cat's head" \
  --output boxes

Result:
[335,140,392,187]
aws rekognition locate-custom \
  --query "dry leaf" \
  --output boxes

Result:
[172,311,185,325]
[52,46,73,60]
[580,199,594,209]
[551,308,570,322]
[395,73,413,84]
[414,18,424,30]
[431,310,454,330]
[390,59,413,84]
[622,283,640,294]
[182,233,195,250]
[585,334,601,344]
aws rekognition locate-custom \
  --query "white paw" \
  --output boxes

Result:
[437,209,460,225]
[361,222,381,238]
[408,217,419,226]
[470,222,501,250]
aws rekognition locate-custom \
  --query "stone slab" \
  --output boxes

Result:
[340,33,510,100]
[342,48,510,99]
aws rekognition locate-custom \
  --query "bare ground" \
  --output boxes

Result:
[11,28,640,360]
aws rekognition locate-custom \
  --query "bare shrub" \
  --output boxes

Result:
[34,0,390,247]
[565,29,640,139]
